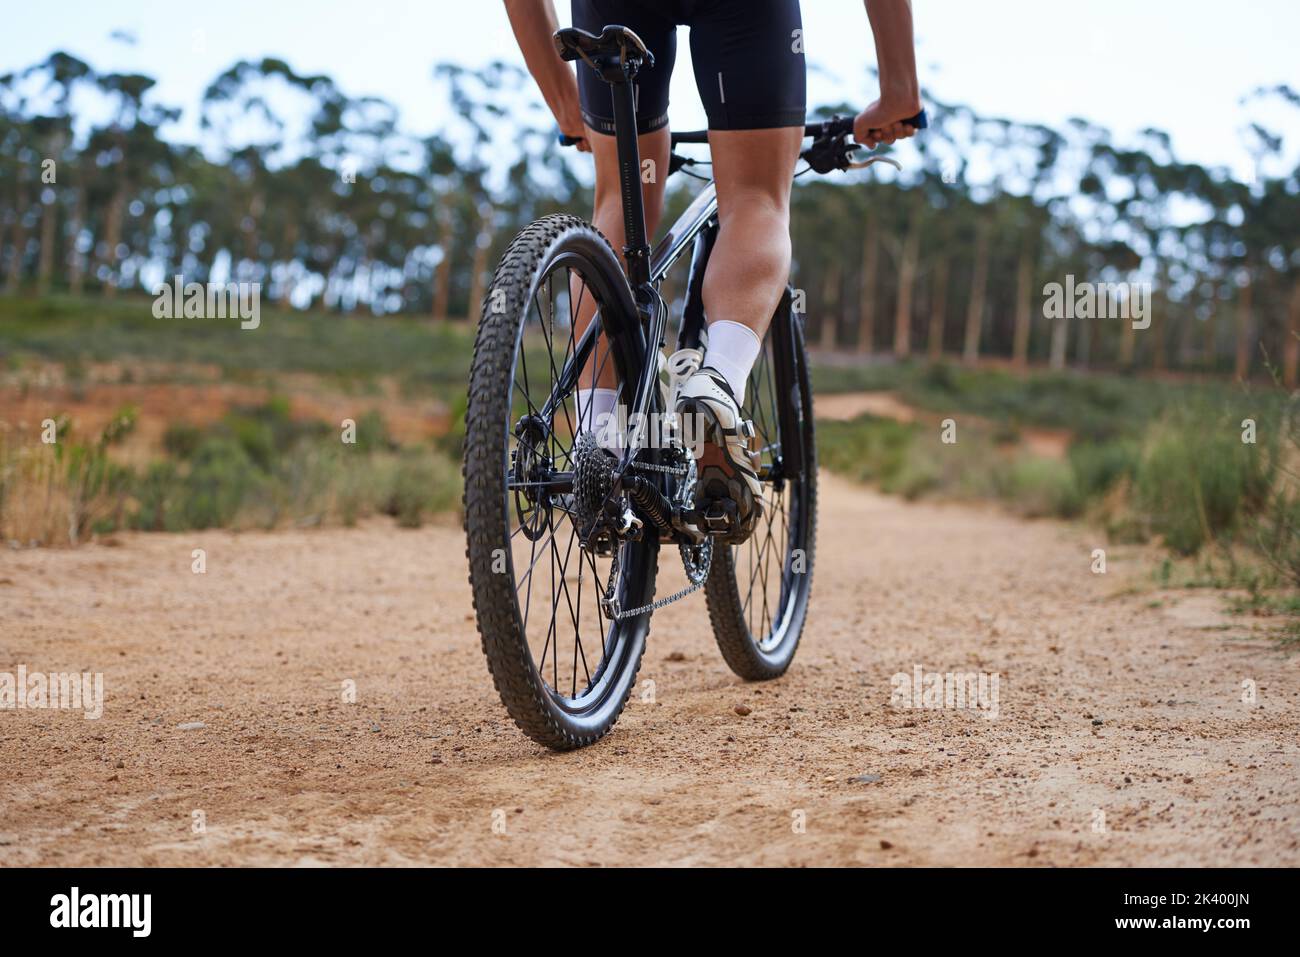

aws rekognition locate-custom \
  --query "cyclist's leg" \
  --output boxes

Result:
[570,0,675,409]
[704,128,802,341]
[577,126,671,396]
[689,0,806,393]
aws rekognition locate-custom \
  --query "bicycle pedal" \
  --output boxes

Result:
[702,498,738,533]
[700,494,764,544]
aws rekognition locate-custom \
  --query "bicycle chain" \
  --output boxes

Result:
[626,458,688,477]
[600,548,709,621]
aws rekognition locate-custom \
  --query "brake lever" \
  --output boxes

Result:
[845,147,902,172]
[802,132,853,174]
[803,133,904,174]
[802,109,925,173]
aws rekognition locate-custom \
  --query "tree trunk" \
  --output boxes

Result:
[1284,278,1300,390]
[99,187,126,299]
[37,189,57,295]
[1176,300,1199,369]
[962,219,990,364]
[278,220,300,305]
[1048,313,1068,370]
[4,183,30,294]
[1118,309,1137,369]
[1151,289,1167,373]
[238,191,265,285]
[432,198,455,321]
[1045,265,1066,369]
[819,264,841,352]
[893,203,921,359]
[0,208,11,291]
[467,221,493,322]
[927,255,949,362]
[1234,274,1253,381]
[856,216,878,355]
[67,185,86,296]
[1011,245,1033,371]
[1203,290,1219,371]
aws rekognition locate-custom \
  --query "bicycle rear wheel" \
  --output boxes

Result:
[464,215,658,750]
[704,290,817,679]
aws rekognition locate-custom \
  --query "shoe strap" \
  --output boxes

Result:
[667,348,704,407]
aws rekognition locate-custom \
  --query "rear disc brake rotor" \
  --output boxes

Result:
[513,415,552,541]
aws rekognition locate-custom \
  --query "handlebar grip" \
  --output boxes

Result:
[866,109,928,138]
[901,109,928,130]
[818,109,927,140]
[558,132,585,147]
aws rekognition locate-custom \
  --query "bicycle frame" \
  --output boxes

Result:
[651,183,718,354]
[549,39,812,533]
[548,54,699,479]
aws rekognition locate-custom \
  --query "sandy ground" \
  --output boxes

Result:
[1,472,1297,867]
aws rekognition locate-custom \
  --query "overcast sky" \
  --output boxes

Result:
[3,0,1298,182]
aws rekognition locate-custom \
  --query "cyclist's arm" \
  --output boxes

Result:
[503,0,590,151]
[856,0,923,148]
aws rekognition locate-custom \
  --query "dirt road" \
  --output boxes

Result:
[2,473,1296,866]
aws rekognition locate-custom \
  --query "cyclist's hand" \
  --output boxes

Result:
[560,124,590,152]
[854,98,920,150]
[558,101,591,152]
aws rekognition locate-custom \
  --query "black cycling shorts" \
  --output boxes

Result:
[571,0,806,135]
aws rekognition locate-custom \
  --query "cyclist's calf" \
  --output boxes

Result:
[702,127,803,337]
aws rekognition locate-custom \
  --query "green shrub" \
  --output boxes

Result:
[222,412,278,472]
[379,449,462,528]
[999,456,1084,519]
[817,414,917,486]
[162,422,203,460]
[435,392,469,457]
[884,453,942,500]
[353,409,395,453]
[130,460,181,531]
[1134,406,1277,554]
[174,437,264,530]
[1251,398,1300,589]
[1069,438,1139,499]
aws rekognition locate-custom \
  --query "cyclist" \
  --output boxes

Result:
[504,0,921,514]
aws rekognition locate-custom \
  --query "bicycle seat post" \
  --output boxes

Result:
[606,58,650,289]
[553,26,655,291]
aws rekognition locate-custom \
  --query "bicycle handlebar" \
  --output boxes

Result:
[669,109,927,146]
[558,110,926,149]
[559,109,928,175]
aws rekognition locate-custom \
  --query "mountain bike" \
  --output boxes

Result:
[464,25,925,749]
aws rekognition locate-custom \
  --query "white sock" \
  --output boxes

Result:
[704,320,762,405]
[575,387,622,450]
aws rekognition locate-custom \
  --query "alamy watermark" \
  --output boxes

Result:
[1,664,104,719]
[50,887,150,937]
[1042,274,1151,330]
[890,664,1000,720]
[151,276,261,330]
[589,406,709,460]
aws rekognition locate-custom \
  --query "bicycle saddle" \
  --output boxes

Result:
[553,25,655,70]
